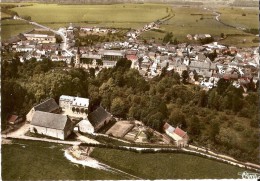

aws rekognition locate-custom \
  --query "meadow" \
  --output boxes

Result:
[91,147,249,179]
[12,3,169,26]
[1,19,34,40]
[2,139,124,180]
[218,7,259,30]
[141,6,258,47]
[1,3,258,47]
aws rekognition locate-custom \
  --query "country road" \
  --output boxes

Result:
[14,16,74,56]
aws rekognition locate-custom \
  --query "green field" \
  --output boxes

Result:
[141,6,258,47]
[12,3,168,26]
[2,140,124,180]
[1,19,35,40]
[1,3,169,40]
[91,147,249,179]
[1,3,258,47]
[218,7,259,29]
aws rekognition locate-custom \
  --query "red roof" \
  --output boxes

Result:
[174,127,186,138]
[163,122,170,130]
[7,115,19,123]
[126,55,138,61]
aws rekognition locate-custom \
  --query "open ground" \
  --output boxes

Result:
[1,3,258,47]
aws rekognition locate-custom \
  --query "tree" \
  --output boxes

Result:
[181,70,189,83]
[188,116,201,137]
[220,33,225,38]
[216,78,231,95]
[75,107,80,113]
[193,70,199,81]
[111,97,126,118]
[80,108,85,114]
[163,32,173,43]
[169,110,187,129]
[72,107,76,112]
[209,119,220,142]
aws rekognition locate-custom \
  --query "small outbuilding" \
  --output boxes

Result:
[77,119,94,134]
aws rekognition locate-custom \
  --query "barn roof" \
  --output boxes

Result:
[31,111,69,130]
[88,107,112,128]
[34,98,59,112]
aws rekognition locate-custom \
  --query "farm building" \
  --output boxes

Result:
[26,98,60,122]
[7,115,24,125]
[29,111,73,140]
[23,29,56,44]
[163,122,189,147]
[59,95,89,114]
[88,106,112,132]
[77,119,94,134]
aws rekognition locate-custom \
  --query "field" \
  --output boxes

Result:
[218,7,259,29]
[1,3,258,47]
[1,19,34,40]
[1,139,124,180]
[141,6,258,47]
[91,147,249,179]
[1,3,169,40]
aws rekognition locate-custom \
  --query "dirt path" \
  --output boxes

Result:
[64,148,142,179]
[75,132,100,144]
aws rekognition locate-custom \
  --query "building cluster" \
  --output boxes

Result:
[2,24,259,92]
[25,96,112,140]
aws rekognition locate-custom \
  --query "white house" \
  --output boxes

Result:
[163,123,189,147]
[59,95,89,114]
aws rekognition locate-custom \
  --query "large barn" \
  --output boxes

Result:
[29,111,73,140]
[88,106,112,132]
[26,98,60,122]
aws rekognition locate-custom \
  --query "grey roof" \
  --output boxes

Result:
[34,98,59,112]
[88,107,112,128]
[31,111,69,130]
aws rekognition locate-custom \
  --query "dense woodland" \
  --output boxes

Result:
[1,54,259,163]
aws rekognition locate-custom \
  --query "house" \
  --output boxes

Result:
[23,29,56,44]
[163,122,189,147]
[88,106,112,132]
[76,119,94,134]
[29,111,73,140]
[99,50,125,61]
[26,98,60,122]
[59,95,89,114]
[7,115,24,125]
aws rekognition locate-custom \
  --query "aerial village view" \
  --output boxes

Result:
[0,0,259,180]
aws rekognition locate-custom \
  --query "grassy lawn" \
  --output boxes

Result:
[1,19,35,40]
[91,147,249,179]
[218,7,258,30]
[2,139,124,180]
[12,3,169,24]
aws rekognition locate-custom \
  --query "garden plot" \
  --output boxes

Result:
[106,121,134,138]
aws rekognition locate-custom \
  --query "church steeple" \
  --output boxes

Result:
[75,47,80,67]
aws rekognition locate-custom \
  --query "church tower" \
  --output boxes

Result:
[75,47,80,68]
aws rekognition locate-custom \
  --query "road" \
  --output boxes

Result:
[15,16,74,56]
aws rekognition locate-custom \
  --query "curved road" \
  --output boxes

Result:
[15,16,74,56]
